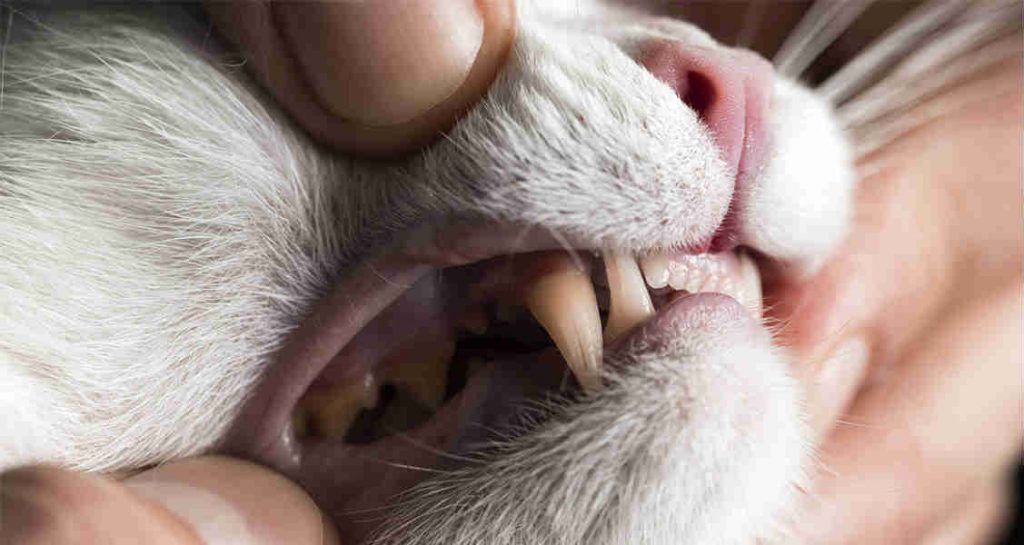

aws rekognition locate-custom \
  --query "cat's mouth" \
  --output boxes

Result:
[222,218,773,540]
[294,248,762,446]
[220,40,784,540]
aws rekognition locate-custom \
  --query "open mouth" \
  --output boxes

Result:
[221,221,771,541]
[293,247,763,444]
[219,51,781,542]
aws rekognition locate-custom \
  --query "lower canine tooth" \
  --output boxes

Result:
[603,252,654,343]
[523,252,603,392]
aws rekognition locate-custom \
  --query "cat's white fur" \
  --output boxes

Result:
[0,2,854,543]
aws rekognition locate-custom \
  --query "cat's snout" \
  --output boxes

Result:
[638,39,774,181]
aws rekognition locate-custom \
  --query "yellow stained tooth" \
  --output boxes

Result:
[302,374,378,440]
[523,252,603,393]
[386,334,454,410]
[603,252,655,343]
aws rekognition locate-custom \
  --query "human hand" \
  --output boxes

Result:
[779,60,1023,543]
[0,456,338,545]
[204,0,516,156]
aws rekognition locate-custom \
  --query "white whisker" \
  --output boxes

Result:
[837,0,1022,157]
[545,227,586,272]
[776,0,874,79]
[388,431,485,465]
[1,9,12,111]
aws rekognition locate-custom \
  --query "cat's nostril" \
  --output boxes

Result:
[638,39,774,178]
[678,71,716,122]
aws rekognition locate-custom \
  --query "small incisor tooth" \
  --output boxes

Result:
[303,373,378,440]
[639,253,670,289]
[603,251,654,343]
[523,252,604,392]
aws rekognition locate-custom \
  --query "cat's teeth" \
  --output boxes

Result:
[603,251,654,343]
[524,253,603,392]
[667,254,723,293]
[662,252,763,320]
[301,373,379,440]
[385,336,454,410]
[639,253,670,289]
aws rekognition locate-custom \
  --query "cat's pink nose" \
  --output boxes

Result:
[639,40,774,182]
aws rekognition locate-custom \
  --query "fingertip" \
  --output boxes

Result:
[125,456,339,545]
[0,465,201,545]
[206,0,516,156]
[274,0,483,127]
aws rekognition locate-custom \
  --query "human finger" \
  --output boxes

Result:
[0,457,340,545]
[205,0,516,156]
[0,465,200,545]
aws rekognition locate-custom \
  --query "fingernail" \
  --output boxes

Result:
[275,0,484,126]
[126,479,255,545]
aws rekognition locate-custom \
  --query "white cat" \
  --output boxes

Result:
[0,1,1013,543]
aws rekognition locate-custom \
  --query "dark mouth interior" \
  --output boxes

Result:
[340,293,560,445]
[294,253,585,447]
[291,247,749,450]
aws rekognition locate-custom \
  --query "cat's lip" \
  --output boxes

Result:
[219,212,752,468]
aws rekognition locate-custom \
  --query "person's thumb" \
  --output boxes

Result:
[124,456,340,545]
[0,457,338,545]
[206,0,516,156]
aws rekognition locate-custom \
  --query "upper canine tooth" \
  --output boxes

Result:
[523,252,603,393]
[640,253,670,289]
[603,251,654,343]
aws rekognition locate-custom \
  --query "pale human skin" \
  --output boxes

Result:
[1,2,1019,544]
